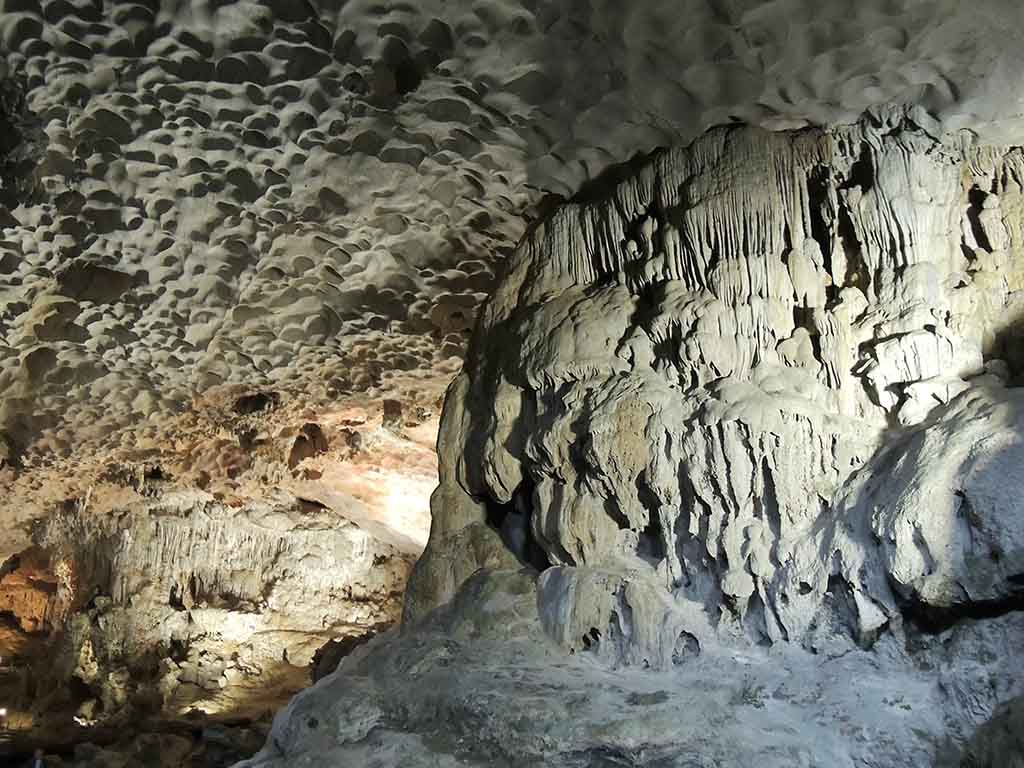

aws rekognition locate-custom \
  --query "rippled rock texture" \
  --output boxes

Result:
[5,1,1024,764]
[246,121,1024,767]
[4,0,1024,526]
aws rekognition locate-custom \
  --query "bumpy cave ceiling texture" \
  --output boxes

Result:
[2,0,1024,765]
[4,0,1024,530]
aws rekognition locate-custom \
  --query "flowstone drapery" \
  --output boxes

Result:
[244,119,1024,768]
[408,120,1024,664]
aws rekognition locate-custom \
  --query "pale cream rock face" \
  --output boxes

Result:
[2,488,413,732]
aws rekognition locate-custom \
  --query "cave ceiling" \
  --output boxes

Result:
[1,0,1024,550]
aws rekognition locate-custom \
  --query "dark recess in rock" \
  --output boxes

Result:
[288,423,329,469]
[382,399,404,429]
[234,391,280,415]
[310,630,379,683]
[0,75,45,210]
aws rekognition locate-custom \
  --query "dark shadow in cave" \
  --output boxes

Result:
[990,310,1024,384]
[900,590,1024,635]
[484,475,551,572]
[965,185,993,253]
[310,629,379,683]
[635,473,666,564]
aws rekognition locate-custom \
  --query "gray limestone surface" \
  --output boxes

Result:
[242,120,1024,767]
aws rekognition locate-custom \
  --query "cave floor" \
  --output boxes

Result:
[240,571,1023,768]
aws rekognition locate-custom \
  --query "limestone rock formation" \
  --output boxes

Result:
[411,119,1024,661]
[0,486,413,761]
[243,120,1024,767]
[47,491,411,716]
[958,695,1024,768]
[4,1,1024,764]
[26,724,268,768]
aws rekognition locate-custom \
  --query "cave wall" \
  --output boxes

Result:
[0,489,413,731]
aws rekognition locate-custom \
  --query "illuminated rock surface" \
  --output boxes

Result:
[244,122,1024,767]
[4,0,1024,520]
[2,0,1024,765]
[0,403,427,764]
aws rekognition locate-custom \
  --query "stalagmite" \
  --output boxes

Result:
[244,119,1024,768]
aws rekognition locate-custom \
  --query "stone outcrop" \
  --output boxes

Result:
[410,117,1024,663]
[958,695,1024,768]
[44,491,411,719]
[0,487,413,761]
[1,371,431,764]
[243,119,1024,767]
[0,547,57,634]
[5,0,1024,528]
[5,1,1024,765]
